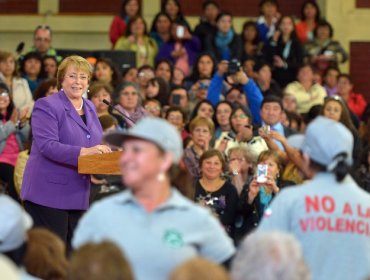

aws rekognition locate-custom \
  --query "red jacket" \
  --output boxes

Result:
[109,16,126,47]
[348,91,367,119]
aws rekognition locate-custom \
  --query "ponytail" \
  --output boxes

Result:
[327,153,350,182]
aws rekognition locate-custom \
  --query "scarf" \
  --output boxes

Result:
[215,30,234,60]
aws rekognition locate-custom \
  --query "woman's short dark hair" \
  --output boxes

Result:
[314,19,334,38]
[215,11,233,23]
[150,12,172,33]
[19,51,45,80]
[120,0,141,19]
[165,106,186,121]
[33,78,57,101]
[300,0,321,22]
[230,104,253,132]
[242,20,260,45]
[93,58,122,88]
[199,149,226,172]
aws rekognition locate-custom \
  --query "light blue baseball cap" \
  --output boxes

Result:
[104,117,183,164]
[287,116,353,170]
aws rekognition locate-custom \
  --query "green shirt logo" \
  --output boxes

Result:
[163,229,184,248]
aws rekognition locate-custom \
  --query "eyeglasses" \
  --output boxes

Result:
[229,157,246,162]
[145,106,160,111]
[0,92,9,97]
[232,114,248,119]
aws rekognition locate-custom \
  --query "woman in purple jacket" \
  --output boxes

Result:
[21,56,111,249]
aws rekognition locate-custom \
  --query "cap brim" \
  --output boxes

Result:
[287,134,305,150]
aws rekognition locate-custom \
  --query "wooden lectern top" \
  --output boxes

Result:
[78,151,122,175]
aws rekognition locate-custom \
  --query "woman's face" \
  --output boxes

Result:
[123,68,138,83]
[198,55,214,78]
[304,3,317,20]
[323,100,342,122]
[125,0,139,17]
[297,66,313,83]
[191,125,212,149]
[201,155,223,180]
[119,85,139,112]
[120,139,166,190]
[44,58,58,78]
[146,81,159,98]
[243,25,257,41]
[229,151,251,173]
[316,26,330,40]
[0,91,10,112]
[91,88,111,113]
[155,62,171,82]
[197,102,214,119]
[61,65,89,100]
[217,15,232,34]
[337,77,352,96]
[231,109,253,139]
[131,18,145,36]
[24,58,42,77]
[166,111,184,132]
[324,69,339,88]
[260,157,279,179]
[144,100,161,117]
[156,15,171,33]
[216,103,232,127]
[279,17,294,35]
[95,62,113,82]
[165,0,179,18]
[0,56,16,77]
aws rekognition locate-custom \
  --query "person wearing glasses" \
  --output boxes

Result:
[0,81,30,203]
[28,25,61,62]
[21,56,111,251]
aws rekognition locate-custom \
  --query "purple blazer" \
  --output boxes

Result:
[21,90,103,210]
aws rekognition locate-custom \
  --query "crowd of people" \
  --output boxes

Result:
[1,0,370,279]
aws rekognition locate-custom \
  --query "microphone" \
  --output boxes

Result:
[16,42,25,55]
[102,99,136,124]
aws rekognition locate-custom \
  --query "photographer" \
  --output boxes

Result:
[207,60,263,125]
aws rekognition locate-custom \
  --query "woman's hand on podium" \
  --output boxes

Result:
[80,145,112,156]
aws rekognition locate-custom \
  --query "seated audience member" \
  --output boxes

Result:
[256,0,280,43]
[146,77,169,106]
[156,21,201,77]
[173,67,186,86]
[43,55,58,78]
[282,92,298,113]
[88,81,126,129]
[238,150,295,234]
[0,82,30,202]
[184,116,214,180]
[114,82,148,128]
[114,16,158,68]
[168,86,190,115]
[109,0,140,47]
[185,52,216,89]
[262,16,303,87]
[254,62,281,98]
[336,74,367,119]
[321,96,362,168]
[241,20,263,62]
[194,1,220,50]
[295,0,321,44]
[284,111,304,132]
[29,25,61,61]
[92,58,121,89]
[231,231,310,280]
[143,98,162,118]
[208,60,263,125]
[284,63,327,114]
[259,95,297,151]
[73,118,235,280]
[322,66,340,97]
[188,100,215,123]
[205,12,242,62]
[33,78,58,102]
[195,149,238,236]
[304,20,348,76]
[155,59,174,84]
[69,241,134,280]
[19,51,45,94]
[0,51,34,113]
[170,257,230,280]
[122,66,138,83]
[216,105,268,156]
[214,101,234,141]
[23,228,68,280]
[161,0,191,31]
[242,58,257,79]
[150,12,172,49]
[0,195,32,266]
[165,106,189,140]
[137,65,155,98]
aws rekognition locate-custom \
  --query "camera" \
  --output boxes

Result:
[227,59,241,76]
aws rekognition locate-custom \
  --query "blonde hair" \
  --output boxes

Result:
[170,257,230,280]
[189,116,215,135]
[0,51,19,77]
[57,55,93,89]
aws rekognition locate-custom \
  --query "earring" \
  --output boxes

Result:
[157,172,166,182]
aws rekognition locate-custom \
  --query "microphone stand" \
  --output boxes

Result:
[102,99,136,125]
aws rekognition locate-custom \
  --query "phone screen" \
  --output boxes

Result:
[256,164,268,183]
[172,94,181,106]
[176,26,185,38]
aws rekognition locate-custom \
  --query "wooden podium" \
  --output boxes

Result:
[78,151,122,175]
